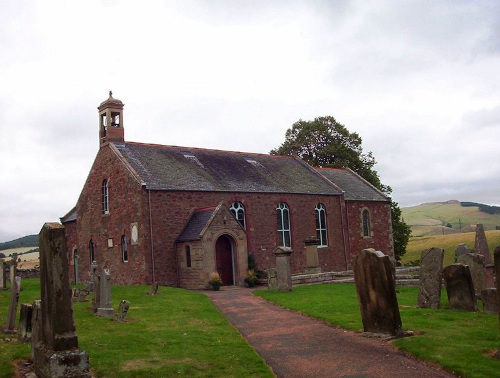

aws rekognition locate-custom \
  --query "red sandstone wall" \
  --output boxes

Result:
[344,201,394,267]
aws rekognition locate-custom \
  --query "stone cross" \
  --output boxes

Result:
[352,249,403,337]
[0,259,6,290]
[116,300,130,322]
[457,253,486,296]
[3,275,21,333]
[273,247,293,291]
[97,268,114,318]
[474,224,492,265]
[442,263,477,312]
[417,248,444,309]
[304,236,321,274]
[17,303,33,342]
[33,222,90,378]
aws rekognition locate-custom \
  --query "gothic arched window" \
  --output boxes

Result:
[315,203,328,247]
[277,202,291,247]
[230,201,246,229]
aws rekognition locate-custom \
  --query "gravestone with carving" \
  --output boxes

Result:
[457,253,486,296]
[304,236,321,274]
[475,224,492,265]
[274,247,293,291]
[418,248,444,309]
[442,263,477,312]
[353,249,403,337]
[97,268,114,318]
[32,223,90,378]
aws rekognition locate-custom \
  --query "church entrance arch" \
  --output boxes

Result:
[215,235,235,286]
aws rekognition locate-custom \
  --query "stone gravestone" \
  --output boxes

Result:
[352,249,403,337]
[304,236,321,274]
[480,288,499,315]
[31,300,41,360]
[457,253,486,296]
[418,248,444,309]
[72,288,90,302]
[33,222,90,378]
[17,303,33,342]
[0,259,6,290]
[9,259,17,286]
[442,264,477,312]
[267,268,278,290]
[475,224,493,265]
[455,243,471,259]
[92,262,100,313]
[273,247,293,292]
[495,247,500,329]
[116,300,130,322]
[3,275,21,333]
[97,268,114,318]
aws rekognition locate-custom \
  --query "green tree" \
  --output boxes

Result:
[271,116,411,261]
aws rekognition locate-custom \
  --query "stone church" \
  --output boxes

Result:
[61,93,393,289]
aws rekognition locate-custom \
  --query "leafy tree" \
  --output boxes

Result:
[271,116,411,261]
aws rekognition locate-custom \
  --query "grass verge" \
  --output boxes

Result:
[255,284,500,378]
[0,279,273,378]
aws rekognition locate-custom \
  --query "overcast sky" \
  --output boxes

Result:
[1,0,499,242]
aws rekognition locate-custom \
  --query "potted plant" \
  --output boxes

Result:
[209,272,223,291]
[244,269,258,288]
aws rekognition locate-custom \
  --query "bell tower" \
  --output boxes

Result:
[98,91,125,147]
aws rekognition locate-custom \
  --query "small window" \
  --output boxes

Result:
[315,204,328,247]
[277,202,291,247]
[181,151,205,168]
[102,179,109,214]
[121,235,128,262]
[89,239,95,264]
[186,245,191,268]
[230,201,246,229]
[362,209,371,237]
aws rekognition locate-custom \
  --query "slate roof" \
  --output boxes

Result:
[316,168,389,202]
[60,206,77,223]
[177,207,217,242]
[114,142,342,195]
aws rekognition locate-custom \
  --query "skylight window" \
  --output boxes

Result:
[245,158,264,168]
[181,151,205,168]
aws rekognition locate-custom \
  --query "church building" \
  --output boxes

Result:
[61,93,393,289]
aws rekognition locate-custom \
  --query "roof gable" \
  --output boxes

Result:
[316,168,389,202]
[114,142,342,195]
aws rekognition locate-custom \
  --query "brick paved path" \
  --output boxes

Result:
[205,287,455,378]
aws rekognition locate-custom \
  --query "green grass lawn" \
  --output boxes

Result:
[0,279,273,378]
[255,284,500,378]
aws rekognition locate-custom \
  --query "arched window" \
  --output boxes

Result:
[276,202,291,247]
[362,209,371,237]
[185,245,191,268]
[89,239,95,264]
[315,204,328,247]
[230,201,246,229]
[121,235,128,262]
[102,179,109,214]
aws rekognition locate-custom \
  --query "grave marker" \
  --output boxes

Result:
[117,300,130,322]
[17,303,33,342]
[443,263,477,311]
[3,275,21,333]
[480,288,499,315]
[418,248,444,309]
[475,224,492,265]
[97,268,114,318]
[457,253,486,296]
[273,247,293,291]
[352,249,403,337]
[455,243,471,259]
[0,259,6,290]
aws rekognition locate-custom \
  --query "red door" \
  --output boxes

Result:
[216,235,234,285]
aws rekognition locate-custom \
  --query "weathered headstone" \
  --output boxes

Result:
[304,236,321,274]
[352,249,403,337]
[0,259,6,290]
[72,288,90,302]
[455,243,471,259]
[97,268,114,318]
[116,300,130,322]
[33,222,90,378]
[417,248,444,309]
[3,275,21,333]
[480,288,499,315]
[495,247,500,329]
[443,263,477,311]
[267,268,278,290]
[148,282,159,296]
[31,300,41,360]
[457,253,486,296]
[475,224,493,265]
[273,247,293,292]
[17,303,33,342]
[9,259,17,286]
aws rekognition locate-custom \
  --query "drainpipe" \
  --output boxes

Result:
[148,189,156,283]
[340,196,350,271]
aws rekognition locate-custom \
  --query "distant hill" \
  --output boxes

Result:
[0,234,38,251]
[401,200,500,237]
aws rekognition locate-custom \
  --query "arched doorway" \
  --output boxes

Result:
[215,235,235,285]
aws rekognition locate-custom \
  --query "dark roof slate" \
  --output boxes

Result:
[177,207,217,242]
[114,142,342,195]
[60,206,77,223]
[316,168,389,202]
